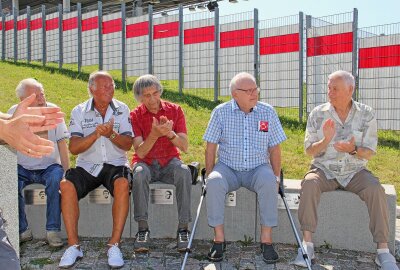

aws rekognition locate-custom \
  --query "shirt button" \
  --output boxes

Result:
[245,148,247,150]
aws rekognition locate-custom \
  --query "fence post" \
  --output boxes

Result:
[298,12,304,123]
[13,6,18,63]
[58,4,63,70]
[178,4,183,95]
[253,8,259,86]
[148,4,153,74]
[27,6,31,63]
[352,8,358,101]
[213,7,219,102]
[77,2,82,73]
[121,2,126,90]
[1,14,4,61]
[305,15,311,115]
[98,1,103,70]
[42,4,46,67]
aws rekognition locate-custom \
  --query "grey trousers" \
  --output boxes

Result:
[132,158,192,225]
[206,162,278,228]
[298,167,389,243]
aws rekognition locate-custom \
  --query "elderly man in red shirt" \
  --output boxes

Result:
[130,74,192,253]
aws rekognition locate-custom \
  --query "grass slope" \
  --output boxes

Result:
[0,61,399,202]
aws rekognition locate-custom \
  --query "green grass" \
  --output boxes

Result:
[1,60,399,202]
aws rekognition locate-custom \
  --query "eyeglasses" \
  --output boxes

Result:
[235,87,260,95]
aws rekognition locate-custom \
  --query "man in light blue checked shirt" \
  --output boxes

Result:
[203,72,286,264]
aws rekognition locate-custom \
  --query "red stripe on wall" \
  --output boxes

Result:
[102,18,122,34]
[220,28,254,48]
[46,17,58,31]
[5,20,13,31]
[17,19,28,31]
[126,21,149,38]
[153,21,179,39]
[260,33,299,55]
[63,17,77,31]
[30,18,42,31]
[307,32,353,57]
[184,26,214,45]
[0,23,2,31]
[82,16,98,32]
[359,45,400,68]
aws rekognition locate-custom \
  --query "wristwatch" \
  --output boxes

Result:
[109,132,117,141]
[349,145,358,155]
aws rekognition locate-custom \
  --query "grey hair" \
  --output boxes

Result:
[328,70,355,90]
[133,74,163,101]
[15,78,44,99]
[87,70,114,96]
[229,72,257,93]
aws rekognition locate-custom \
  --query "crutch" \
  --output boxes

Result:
[180,168,207,270]
[278,170,312,270]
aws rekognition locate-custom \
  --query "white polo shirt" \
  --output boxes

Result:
[69,98,133,176]
[8,102,69,170]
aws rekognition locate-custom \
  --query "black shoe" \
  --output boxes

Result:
[177,229,190,252]
[261,243,279,264]
[207,241,226,262]
[134,229,150,253]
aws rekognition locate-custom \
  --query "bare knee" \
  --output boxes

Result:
[114,178,130,195]
[60,180,76,196]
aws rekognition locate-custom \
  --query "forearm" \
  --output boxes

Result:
[306,138,330,157]
[269,145,281,177]
[58,140,70,172]
[205,143,217,176]
[0,120,7,145]
[354,147,374,160]
[135,135,158,159]
[69,132,98,155]
[169,132,188,153]
[110,133,133,151]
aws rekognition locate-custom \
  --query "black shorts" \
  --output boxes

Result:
[65,164,132,200]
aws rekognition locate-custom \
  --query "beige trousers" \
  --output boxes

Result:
[298,167,389,243]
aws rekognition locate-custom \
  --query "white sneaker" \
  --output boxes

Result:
[107,243,124,269]
[292,243,315,268]
[59,245,83,268]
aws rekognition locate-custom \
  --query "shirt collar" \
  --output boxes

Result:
[230,99,258,112]
[139,100,166,115]
[325,99,360,113]
[85,98,119,112]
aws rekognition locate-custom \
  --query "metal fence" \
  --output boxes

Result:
[0,3,400,136]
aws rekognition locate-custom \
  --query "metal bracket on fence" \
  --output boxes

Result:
[148,4,153,74]
[213,7,219,103]
[27,6,31,63]
[58,4,63,70]
[13,6,18,63]
[77,3,82,73]
[121,2,126,90]
[98,1,103,70]
[299,11,304,123]
[42,5,46,66]
[178,4,183,95]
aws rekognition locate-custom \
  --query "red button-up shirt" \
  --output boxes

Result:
[130,100,187,167]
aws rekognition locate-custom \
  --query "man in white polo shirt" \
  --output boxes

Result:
[8,78,69,248]
[59,71,133,269]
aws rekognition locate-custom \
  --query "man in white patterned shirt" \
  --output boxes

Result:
[203,72,286,264]
[293,70,398,270]
[59,71,133,269]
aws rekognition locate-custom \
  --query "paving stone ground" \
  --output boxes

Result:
[19,236,397,270]
[19,219,400,269]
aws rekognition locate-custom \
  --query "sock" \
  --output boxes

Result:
[377,248,390,254]
[302,240,314,249]
[138,220,148,231]
[178,223,188,230]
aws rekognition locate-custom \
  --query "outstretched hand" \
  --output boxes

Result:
[149,116,173,138]
[322,118,336,143]
[334,136,356,153]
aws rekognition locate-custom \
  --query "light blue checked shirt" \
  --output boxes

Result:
[203,100,287,171]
